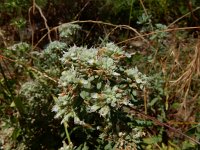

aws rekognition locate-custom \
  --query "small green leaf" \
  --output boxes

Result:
[80,79,88,85]
[10,101,15,107]
[89,76,95,81]
[112,72,120,76]
[132,90,137,96]
[125,67,138,76]
[82,142,89,150]
[80,91,89,99]
[99,106,110,117]
[97,82,102,89]
[116,93,122,98]
[83,82,91,89]
[143,136,161,144]
[91,93,99,99]
[135,76,142,83]
[104,141,113,150]
[13,96,24,115]
[87,105,100,113]
[11,128,21,140]
[149,98,158,106]
[87,59,95,65]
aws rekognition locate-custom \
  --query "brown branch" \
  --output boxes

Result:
[32,20,147,50]
[28,0,52,50]
[125,105,200,145]
[168,7,200,28]
[74,0,91,20]
[34,3,52,42]
[117,26,200,45]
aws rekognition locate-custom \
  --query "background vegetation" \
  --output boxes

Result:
[0,0,200,149]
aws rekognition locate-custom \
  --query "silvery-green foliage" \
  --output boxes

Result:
[44,41,67,54]
[150,24,168,41]
[19,79,62,148]
[137,13,152,32]
[14,41,68,149]
[20,80,52,115]
[5,42,31,73]
[42,41,67,67]
[59,23,81,44]
[7,42,30,62]
[54,43,148,148]
[34,41,67,76]
[137,13,152,26]
[59,23,81,38]
[8,42,30,53]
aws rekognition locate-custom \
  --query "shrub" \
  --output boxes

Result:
[53,43,148,149]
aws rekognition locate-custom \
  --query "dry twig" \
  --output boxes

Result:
[28,0,52,50]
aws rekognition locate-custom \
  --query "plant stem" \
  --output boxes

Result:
[0,63,24,116]
[127,0,134,38]
[64,121,72,146]
[129,0,134,26]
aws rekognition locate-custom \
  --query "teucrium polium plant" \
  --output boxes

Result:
[53,43,148,149]
[58,23,81,44]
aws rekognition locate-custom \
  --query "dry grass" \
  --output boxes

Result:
[170,39,200,120]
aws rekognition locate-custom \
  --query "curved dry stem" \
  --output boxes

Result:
[34,4,52,42]
[138,0,153,31]
[168,7,200,28]
[117,26,200,45]
[32,20,147,50]
[28,0,51,51]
